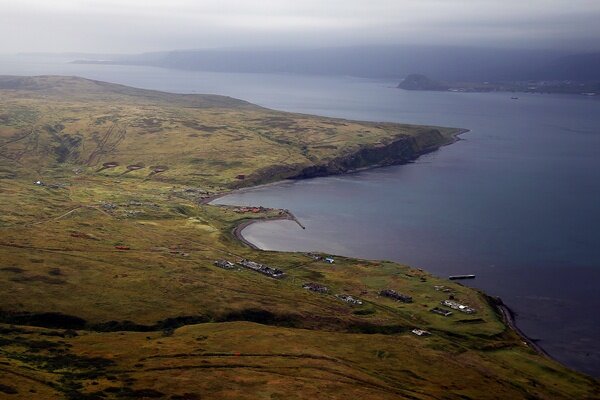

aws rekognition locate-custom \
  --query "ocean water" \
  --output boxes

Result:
[1,55,599,375]
[215,94,600,376]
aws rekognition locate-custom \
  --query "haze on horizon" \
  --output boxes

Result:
[1,0,600,54]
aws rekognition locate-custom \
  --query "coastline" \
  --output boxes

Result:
[231,220,558,364]
[210,127,469,250]
[207,126,560,365]
[204,127,469,206]
[492,297,553,358]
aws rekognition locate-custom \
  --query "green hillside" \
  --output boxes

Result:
[0,76,597,399]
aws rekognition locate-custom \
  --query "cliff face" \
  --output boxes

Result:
[290,128,453,179]
[235,129,457,187]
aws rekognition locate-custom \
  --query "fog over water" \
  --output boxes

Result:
[2,0,600,53]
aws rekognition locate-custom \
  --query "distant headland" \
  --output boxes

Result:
[398,73,599,95]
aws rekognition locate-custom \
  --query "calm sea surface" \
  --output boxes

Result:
[2,55,599,376]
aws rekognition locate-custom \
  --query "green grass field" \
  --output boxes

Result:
[0,76,597,399]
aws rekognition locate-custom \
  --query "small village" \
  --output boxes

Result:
[213,258,364,305]
[214,258,286,278]
[238,259,286,278]
[212,255,475,332]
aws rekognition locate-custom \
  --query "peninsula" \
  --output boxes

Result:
[0,76,597,399]
[398,73,600,95]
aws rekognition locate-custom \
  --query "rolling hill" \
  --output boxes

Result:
[0,76,597,399]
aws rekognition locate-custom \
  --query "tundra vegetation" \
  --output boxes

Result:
[0,76,597,399]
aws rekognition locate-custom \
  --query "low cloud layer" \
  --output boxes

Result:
[1,0,599,53]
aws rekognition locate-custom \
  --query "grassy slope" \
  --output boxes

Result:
[0,76,597,399]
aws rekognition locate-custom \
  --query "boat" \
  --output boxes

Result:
[511,97,519,100]
[448,274,476,280]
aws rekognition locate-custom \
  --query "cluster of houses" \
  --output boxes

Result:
[238,259,286,279]
[441,299,476,314]
[215,257,359,304]
[430,299,476,317]
[379,289,413,303]
[302,282,365,307]
[213,258,285,278]
[335,294,363,305]
[302,282,329,293]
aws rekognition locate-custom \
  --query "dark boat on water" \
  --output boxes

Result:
[449,274,476,280]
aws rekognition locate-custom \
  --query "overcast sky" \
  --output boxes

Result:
[1,0,599,53]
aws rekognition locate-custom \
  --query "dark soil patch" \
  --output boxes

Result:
[10,275,66,285]
[347,323,407,335]
[180,121,224,132]
[218,309,301,328]
[0,312,87,329]
[103,387,165,398]
[170,393,201,400]
[1,266,24,273]
[0,383,18,394]
[456,318,486,324]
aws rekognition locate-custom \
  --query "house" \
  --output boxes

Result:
[336,294,363,305]
[441,300,476,314]
[430,307,452,317]
[238,259,285,278]
[380,289,413,303]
